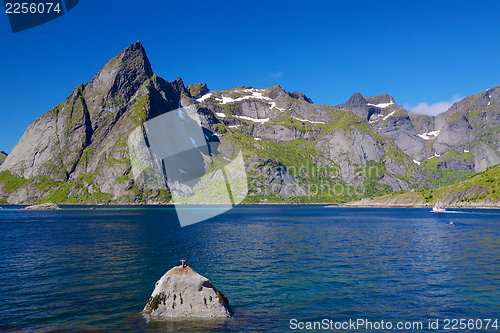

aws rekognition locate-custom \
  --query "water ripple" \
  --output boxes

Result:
[1,206,500,332]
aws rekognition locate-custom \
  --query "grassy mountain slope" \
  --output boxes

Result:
[350,164,500,208]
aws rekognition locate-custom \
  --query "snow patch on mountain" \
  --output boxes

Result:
[217,88,272,105]
[291,116,325,124]
[368,101,394,108]
[235,115,269,123]
[418,130,440,140]
[383,111,395,120]
[196,92,212,103]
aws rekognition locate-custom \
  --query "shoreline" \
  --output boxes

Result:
[1,202,500,209]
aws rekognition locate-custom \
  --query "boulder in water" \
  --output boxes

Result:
[144,262,232,318]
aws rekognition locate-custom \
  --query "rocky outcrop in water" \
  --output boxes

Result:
[23,203,62,210]
[143,264,232,318]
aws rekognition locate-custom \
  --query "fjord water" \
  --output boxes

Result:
[1,206,500,332]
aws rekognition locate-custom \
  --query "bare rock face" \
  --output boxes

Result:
[473,142,500,172]
[246,156,308,197]
[336,91,374,120]
[143,265,232,318]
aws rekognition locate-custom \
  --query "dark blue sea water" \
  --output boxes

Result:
[1,205,500,332]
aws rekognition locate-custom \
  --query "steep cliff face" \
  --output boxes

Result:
[336,92,428,161]
[0,41,184,204]
[405,85,500,187]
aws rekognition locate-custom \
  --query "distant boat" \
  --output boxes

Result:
[432,199,446,213]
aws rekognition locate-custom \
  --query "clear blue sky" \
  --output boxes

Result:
[1,0,500,153]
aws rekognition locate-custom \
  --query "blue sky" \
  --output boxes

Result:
[1,0,500,153]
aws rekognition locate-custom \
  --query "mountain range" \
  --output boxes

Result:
[1,41,500,205]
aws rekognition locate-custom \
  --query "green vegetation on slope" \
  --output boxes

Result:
[420,149,474,188]
[223,129,396,203]
[421,164,500,203]
[0,170,172,205]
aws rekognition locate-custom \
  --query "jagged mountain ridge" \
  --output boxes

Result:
[410,86,500,188]
[338,87,500,187]
[336,92,428,161]
[193,85,424,198]
[0,41,499,204]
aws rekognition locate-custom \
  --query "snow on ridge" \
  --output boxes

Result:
[413,160,421,165]
[418,130,440,140]
[464,149,469,153]
[196,92,212,103]
[291,116,325,124]
[215,112,226,118]
[218,88,272,105]
[208,88,289,113]
[254,138,261,141]
[367,101,394,108]
[228,125,240,128]
[235,115,269,123]
[383,111,395,120]
[213,88,288,112]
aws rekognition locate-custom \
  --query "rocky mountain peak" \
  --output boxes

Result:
[83,41,154,130]
[170,77,188,94]
[118,40,153,76]
[335,92,373,120]
[345,91,367,106]
[187,83,209,99]
[91,40,153,85]
[267,85,288,99]
[365,94,395,105]
[288,91,313,103]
